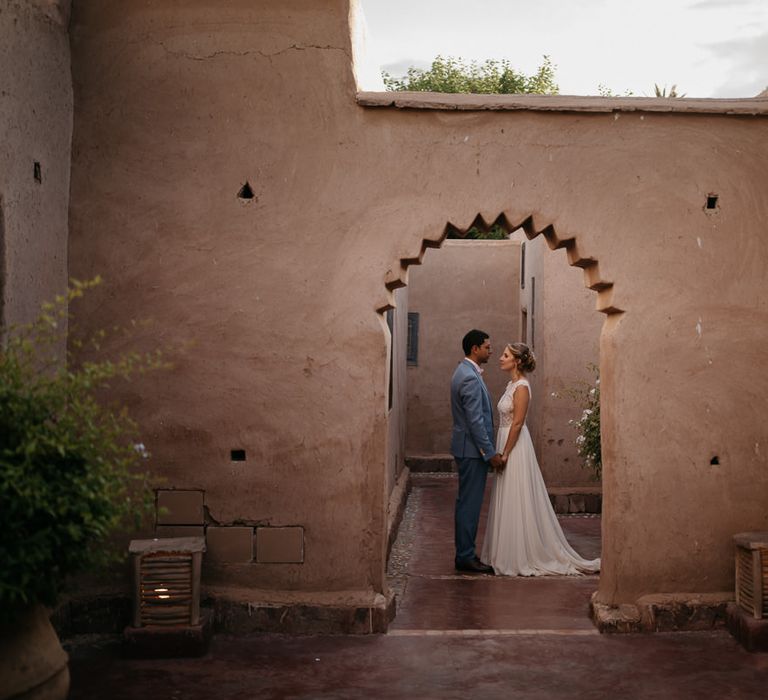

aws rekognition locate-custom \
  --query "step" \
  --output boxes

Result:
[405,456,602,514]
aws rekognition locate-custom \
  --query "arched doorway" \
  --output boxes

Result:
[381,213,619,632]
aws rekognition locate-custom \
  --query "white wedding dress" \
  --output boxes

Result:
[481,378,600,576]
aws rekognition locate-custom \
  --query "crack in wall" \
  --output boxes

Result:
[158,43,350,62]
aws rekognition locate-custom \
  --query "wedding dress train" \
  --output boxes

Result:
[481,379,600,576]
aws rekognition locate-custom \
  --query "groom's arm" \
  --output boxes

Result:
[458,374,497,462]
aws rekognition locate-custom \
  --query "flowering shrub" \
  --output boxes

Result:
[567,366,602,481]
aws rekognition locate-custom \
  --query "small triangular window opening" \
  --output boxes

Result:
[237,181,255,200]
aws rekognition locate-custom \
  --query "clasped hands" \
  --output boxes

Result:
[489,453,507,472]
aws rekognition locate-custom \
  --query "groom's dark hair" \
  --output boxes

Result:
[462,329,489,356]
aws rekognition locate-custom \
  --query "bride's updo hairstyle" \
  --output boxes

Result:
[507,342,536,373]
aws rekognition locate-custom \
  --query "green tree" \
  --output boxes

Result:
[383,55,558,95]
[653,83,685,98]
[597,84,634,97]
[447,224,509,240]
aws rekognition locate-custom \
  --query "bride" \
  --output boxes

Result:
[481,342,600,576]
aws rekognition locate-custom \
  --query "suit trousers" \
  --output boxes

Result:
[454,456,489,564]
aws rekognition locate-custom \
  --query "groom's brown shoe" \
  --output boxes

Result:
[455,558,494,575]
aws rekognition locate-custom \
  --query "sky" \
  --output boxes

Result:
[356,0,768,98]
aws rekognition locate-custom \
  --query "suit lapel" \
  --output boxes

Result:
[464,359,491,404]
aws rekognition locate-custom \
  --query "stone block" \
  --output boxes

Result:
[727,602,768,652]
[123,609,213,658]
[256,526,304,563]
[583,493,602,513]
[206,526,253,563]
[568,495,586,513]
[405,455,456,472]
[212,592,394,634]
[155,525,205,538]
[590,597,643,634]
[156,490,204,525]
[553,495,570,514]
[637,593,729,632]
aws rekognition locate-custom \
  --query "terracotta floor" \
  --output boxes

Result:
[388,474,600,633]
[67,474,768,699]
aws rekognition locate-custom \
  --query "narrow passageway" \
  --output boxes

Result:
[388,474,601,634]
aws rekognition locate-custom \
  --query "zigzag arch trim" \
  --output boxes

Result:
[380,212,623,316]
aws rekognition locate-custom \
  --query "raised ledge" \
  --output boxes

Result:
[357,92,768,116]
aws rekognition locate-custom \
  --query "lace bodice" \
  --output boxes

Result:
[497,379,531,428]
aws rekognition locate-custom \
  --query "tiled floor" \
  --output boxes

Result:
[67,474,768,699]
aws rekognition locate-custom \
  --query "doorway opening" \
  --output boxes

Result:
[381,212,621,633]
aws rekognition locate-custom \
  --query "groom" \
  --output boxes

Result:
[451,329,503,574]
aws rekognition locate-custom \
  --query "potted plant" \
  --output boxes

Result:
[0,278,164,700]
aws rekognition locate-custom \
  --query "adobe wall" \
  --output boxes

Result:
[0,0,71,330]
[519,233,602,487]
[68,0,393,605]
[66,0,768,612]
[386,285,408,494]
[405,241,520,455]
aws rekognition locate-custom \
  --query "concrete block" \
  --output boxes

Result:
[156,490,204,525]
[256,526,304,563]
[155,525,205,538]
[206,526,253,563]
[726,602,768,652]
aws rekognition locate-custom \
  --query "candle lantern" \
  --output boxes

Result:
[734,532,768,619]
[727,531,768,653]
[124,537,210,657]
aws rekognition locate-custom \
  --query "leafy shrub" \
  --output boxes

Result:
[383,55,559,95]
[0,279,165,621]
[447,223,510,240]
[567,366,602,481]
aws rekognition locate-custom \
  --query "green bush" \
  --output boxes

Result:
[567,365,602,481]
[383,55,559,95]
[0,279,165,621]
[447,223,510,240]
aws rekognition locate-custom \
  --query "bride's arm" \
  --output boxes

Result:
[501,385,530,461]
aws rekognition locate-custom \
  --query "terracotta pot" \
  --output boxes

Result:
[0,605,69,700]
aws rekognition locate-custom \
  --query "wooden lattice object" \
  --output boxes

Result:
[734,532,768,620]
[129,537,206,628]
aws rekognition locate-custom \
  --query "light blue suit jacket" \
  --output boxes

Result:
[450,359,496,462]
